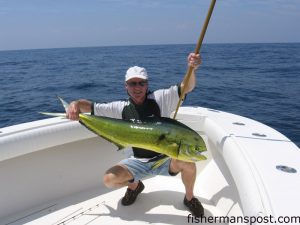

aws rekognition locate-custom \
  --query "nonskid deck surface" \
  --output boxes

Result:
[5,176,227,225]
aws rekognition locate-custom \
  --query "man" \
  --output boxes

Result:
[67,53,204,217]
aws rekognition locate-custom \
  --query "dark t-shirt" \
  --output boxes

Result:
[92,85,181,159]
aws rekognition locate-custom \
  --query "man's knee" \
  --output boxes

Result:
[102,164,132,188]
[183,161,196,173]
[103,173,115,188]
[171,159,196,173]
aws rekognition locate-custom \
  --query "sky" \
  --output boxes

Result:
[0,0,300,51]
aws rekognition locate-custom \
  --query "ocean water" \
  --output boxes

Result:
[0,43,299,147]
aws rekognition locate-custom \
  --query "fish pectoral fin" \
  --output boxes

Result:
[115,143,127,151]
[156,132,171,145]
[198,155,207,160]
[177,140,182,157]
[202,155,207,160]
[151,156,169,170]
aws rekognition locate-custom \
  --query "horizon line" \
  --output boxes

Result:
[1,41,300,52]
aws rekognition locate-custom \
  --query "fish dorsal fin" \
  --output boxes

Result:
[146,117,193,130]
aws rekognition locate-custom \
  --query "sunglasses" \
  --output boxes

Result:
[126,81,148,87]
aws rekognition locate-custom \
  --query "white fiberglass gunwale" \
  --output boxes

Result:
[0,106,299,225]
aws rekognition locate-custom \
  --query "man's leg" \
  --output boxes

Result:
[169,159,204,217]
[169,159,196,200]
[103,163,145,206]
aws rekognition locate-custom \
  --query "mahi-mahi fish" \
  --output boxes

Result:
[40,97,207,165]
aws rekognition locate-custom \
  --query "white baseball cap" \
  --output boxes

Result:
[125,66,148,81]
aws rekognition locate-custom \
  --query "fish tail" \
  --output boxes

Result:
[39,96,69,118]
[39,112,67,118]
[57,96,70,112]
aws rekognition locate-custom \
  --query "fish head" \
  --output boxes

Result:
[177,136,207,162]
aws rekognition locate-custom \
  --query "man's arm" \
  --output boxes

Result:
[180,53,202,94]
[67,99,92,120]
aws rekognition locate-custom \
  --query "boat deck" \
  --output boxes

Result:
[5,175,232,225]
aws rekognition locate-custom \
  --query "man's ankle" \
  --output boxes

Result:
[185,194,194,201]
[128,180,139,190]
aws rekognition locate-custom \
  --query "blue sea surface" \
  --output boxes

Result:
[0,43,299,147]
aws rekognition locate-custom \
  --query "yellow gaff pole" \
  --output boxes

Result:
[173,0,216,119]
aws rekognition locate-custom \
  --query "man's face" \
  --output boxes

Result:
[125,78,148,105]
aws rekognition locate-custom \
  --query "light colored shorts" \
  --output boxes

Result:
[119,157,178,182]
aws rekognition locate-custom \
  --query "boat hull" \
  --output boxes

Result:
[0,107,299,224]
